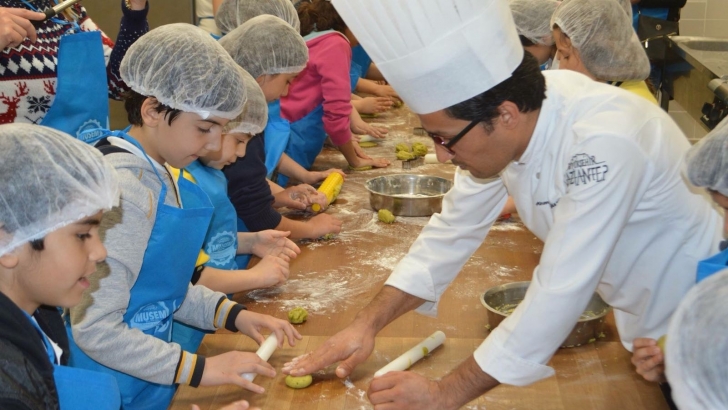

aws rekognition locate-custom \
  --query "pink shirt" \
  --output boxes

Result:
[281,31,353,146]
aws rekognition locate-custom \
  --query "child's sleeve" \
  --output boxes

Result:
[319,37,354,146]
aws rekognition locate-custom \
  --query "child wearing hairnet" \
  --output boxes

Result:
[509,0,560,69]
[66,24,300,410]
[278,0,390,179]
[0,124,122,409]
[631,117,728,407]
[220,15,344,241]
[171,68,302,354]
[551,0,657,104]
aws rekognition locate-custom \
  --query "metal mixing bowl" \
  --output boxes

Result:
[365,174,453,217]
[481,281,612,348]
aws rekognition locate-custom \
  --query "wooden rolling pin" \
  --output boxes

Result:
[242,334,278,382]
[374,331,446,377]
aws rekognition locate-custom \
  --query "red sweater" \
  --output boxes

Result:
[280,31,352,146]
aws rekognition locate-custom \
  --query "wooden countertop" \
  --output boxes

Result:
[170,107,669,409]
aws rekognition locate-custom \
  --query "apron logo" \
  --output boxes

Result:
[129,302,171,332]
[564,153,609,187]
[206,231,236,266]
[76,119,104,142]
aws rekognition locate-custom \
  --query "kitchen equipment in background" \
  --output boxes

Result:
[481,281,611,348]
[365,174,452,217]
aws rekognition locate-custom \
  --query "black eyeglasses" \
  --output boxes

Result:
[426,119,482,155]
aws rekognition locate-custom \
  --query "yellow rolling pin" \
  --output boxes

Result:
[311,173,344,212]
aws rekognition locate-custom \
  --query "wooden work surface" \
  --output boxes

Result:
[170,107,669,409]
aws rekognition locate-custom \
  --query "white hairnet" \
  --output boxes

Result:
[684,116,728,197]
[219,15,308,79]
[120,23,247,120]
[0,124,119,256]
[665,269,728,410]
[215,0,300,34]
[225,68,269,135]
[551,0,650,82]
[510,0,560,46]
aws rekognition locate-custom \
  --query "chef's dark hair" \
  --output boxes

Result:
[445,52,545,132]
[123,90,183,127]
[297,0,347,37]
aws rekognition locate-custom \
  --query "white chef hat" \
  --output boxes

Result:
[332,0,524,114]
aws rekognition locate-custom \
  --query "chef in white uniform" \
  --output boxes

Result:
[283,0,723,408]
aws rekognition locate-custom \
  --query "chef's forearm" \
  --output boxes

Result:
[437,355,500,409]
[354,285,425,334]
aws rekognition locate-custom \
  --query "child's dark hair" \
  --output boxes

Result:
[123,90,183,127]
[297,0,347,37]
[519,35,536,47]
[444,52,546,132]
[29,238,45,251]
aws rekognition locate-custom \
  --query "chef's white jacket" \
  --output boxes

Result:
[385,70,722,386]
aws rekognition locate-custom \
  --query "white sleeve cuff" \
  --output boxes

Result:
[474,328,556,386]
[384,259,439,317]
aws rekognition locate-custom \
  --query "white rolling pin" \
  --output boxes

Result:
[424,153,451,164]
[374,331,446,377]
[358,134,377,143]
[241,334,278,382]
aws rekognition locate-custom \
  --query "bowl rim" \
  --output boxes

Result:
[479,281,612,322]
[364,174,453,198]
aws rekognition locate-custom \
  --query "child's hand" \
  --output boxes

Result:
[273,185,320,210]
[307,213,342,238]
[235,311,302,348]
[305,168,346,185]
[354,96,393,114]
[352,121,388,139]
[349,144,390,169]
[200,351,276,392]
[192,401,259,410]
[373,84,401,101]
[249,255,289,288]
[252,230,300,261]
[631,338,666,383]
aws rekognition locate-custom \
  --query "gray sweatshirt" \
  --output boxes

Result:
[70,147,242,386]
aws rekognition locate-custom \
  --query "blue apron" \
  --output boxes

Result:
[696,242,728,283]
[263,100,291,179]
[24,310,121,409]
[351,45,372,80]
[21,1,109,137]
[66,130,214,410]
[171,160,240,353]
[349,60,362,92]
[280,104,326,187]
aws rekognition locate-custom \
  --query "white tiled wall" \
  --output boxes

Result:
[668,0,728,142]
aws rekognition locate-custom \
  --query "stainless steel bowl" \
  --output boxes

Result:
[365,174,453,217]
[481,281,612,348]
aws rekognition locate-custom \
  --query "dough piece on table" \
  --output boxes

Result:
[348,165,373,171]
[395,142,411,153]
[288,307,308,324]
[378,209,395,224]
[412,142,428,156]
[285,374,313,389]
[396,150,416,160]
[359,141,378,148]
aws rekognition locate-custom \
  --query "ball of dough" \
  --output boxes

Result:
[378,209,395,224]
[395,142,411,153]
[285,374,313,389]
[396,150,416,161]
[288,307,308,324]
[657,335,667,353]
[412,142,428,157]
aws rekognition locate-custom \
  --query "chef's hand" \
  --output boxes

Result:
[192,400,260,410]
[127,0,148,10]
[199,351,276,393]
[251,230,300,262]
[234,311,302,348]
[631,338,666,383]
[283,322,375,378]
[368,372,454,410]
[0,7,44,50]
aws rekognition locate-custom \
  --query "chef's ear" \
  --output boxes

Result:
[497,101,520,130]
[140,97,162,128]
